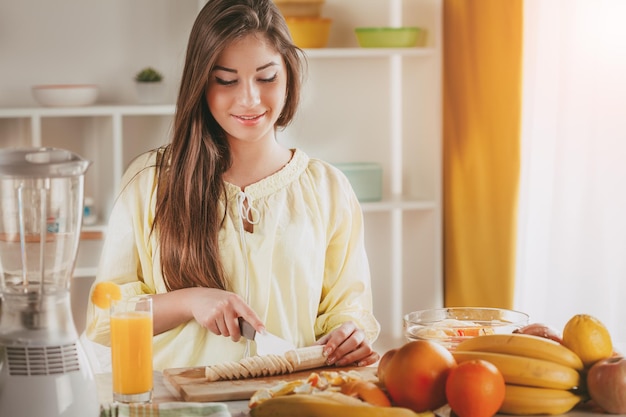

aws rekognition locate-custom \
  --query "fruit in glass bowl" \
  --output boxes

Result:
[404,307,529,351]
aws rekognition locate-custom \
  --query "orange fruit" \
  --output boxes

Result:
[562,314,613,368]
[377,348,397,386]
[340,380,391,407]
[446,359,505,417]
[90,281,122,309]
[384,340,456,412]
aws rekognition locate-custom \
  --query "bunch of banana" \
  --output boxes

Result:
[250,393,433,417]
[453,333,585,415]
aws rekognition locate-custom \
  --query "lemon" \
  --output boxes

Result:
[562,314,613,368]
[90,281,122,309]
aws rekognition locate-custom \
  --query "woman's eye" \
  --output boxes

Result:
[259,74,278,83]
[215,77,236,86]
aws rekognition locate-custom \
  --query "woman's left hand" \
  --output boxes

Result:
[315,321,380,367]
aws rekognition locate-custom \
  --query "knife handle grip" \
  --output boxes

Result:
[285,345,327,372]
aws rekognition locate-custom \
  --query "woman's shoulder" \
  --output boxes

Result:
[291,150,356,206]
[125,147,162,173]
[119,147,163,191]
[300,151,351,188]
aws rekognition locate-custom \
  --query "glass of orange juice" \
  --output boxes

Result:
[110,295,153,403]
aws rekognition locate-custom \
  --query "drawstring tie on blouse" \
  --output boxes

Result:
[236,191,260,227]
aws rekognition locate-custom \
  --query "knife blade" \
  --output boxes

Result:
[238,317,296,356]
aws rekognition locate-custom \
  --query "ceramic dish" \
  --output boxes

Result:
[333,162,382,202]
[32,84,99,107]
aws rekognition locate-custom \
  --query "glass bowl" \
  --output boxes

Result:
[403,307,529,350]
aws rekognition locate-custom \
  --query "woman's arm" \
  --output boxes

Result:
[151,287,264,338]
[314,168,381,367]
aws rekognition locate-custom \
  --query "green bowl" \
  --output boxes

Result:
[333,162,382,202]
[355,27,426,48]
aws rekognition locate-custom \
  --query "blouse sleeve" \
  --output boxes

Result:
[313,167,381,343]
[84,151,160,346]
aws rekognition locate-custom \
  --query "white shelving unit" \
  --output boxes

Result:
[282,0,444,342]
[0,0,443,342]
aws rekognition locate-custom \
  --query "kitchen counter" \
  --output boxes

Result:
[95,371,619,417]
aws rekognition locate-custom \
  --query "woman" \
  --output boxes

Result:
[86,0,380,371]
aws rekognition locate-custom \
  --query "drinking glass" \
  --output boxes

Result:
[110,295,153,403]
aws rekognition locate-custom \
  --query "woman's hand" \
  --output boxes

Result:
[152,287,264,341]
[315,321,380,367]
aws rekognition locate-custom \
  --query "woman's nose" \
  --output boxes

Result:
[237,81,260,107]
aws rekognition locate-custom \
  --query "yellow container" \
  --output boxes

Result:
[274,0,325,18]
[285,17,332,48]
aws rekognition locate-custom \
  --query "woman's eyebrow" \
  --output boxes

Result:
[213,65,236,73]
[256,62,279,71]
[213,62,279,73]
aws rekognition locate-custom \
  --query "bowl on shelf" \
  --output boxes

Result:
[404,307,529,351]
[355,27,426,48]
[285,17,332,48]
[274,0,325,18]
[333,162,382,202]
[32,84,99,107]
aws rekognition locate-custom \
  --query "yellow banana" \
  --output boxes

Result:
[455,333,584,370]
[499,384,584,415]
[452,350,580,390]
[250,394,433,417]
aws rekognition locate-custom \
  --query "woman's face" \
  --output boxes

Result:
[206,33,287,145]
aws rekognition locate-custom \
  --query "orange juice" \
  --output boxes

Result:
[110,310,153,395]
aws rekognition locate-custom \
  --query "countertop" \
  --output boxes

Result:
[95,371,618,417]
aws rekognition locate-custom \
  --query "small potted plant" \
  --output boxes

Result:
[134,67,164,104]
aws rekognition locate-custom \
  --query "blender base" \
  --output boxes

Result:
[0,341,100,417]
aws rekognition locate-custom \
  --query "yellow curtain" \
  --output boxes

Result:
[443,0,523,308]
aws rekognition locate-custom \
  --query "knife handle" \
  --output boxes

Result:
[238,317,256,340]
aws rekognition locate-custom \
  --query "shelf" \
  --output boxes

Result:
[72,198,435,243]
[303,47,436,59]
[361,197,437,212]
[80,225,107,241]
[0,104,176,118]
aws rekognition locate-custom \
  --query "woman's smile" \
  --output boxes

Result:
[234,112,266,124]
[207,33,287,145]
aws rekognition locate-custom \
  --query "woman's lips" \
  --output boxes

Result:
[234,113,265,125]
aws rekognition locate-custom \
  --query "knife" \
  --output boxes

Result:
[238,317,296,357]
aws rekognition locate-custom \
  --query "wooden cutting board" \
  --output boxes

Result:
[163,365,378,402]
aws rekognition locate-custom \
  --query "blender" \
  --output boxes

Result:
[0,148,99,417]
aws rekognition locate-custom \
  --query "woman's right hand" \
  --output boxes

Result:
[152,287,264,341]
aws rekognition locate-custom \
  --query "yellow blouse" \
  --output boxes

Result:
[85,148,380,370]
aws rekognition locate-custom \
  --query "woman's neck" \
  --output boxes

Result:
[224,140,293,189]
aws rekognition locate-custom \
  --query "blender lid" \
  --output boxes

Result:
[0,147,90,178]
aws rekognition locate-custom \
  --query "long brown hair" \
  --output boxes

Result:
[154,0,304,291]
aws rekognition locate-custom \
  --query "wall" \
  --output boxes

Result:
[0,0,199,107]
